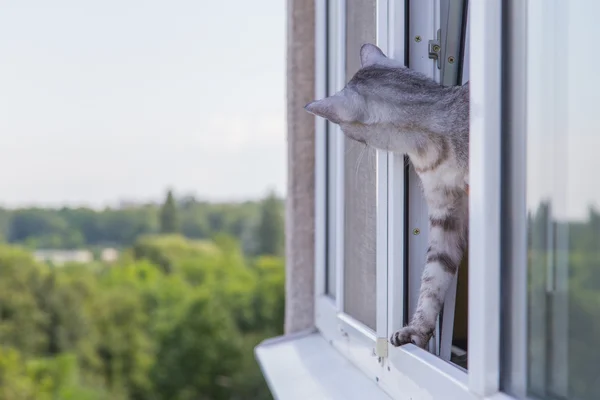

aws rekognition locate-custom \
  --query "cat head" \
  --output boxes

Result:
[305,44,448,152]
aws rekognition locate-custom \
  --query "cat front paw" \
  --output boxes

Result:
[390,326,432,348]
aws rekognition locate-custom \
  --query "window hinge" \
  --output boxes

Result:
[375,337,388,358]
[428,29,442,70]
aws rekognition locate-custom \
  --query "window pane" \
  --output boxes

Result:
[526,1,600,398]
[342,0,377,329]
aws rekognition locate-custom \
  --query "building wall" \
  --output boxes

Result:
[284,0,316,334]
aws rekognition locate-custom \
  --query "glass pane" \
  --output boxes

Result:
[526,1,600,398]
[342,0,377,330]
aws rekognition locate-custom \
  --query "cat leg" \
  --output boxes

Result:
[390,202,467,348]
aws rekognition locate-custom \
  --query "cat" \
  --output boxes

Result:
[305,43,469,348]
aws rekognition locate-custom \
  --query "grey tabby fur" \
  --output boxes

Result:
[305,44,469,348]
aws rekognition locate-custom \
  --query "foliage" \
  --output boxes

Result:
[0,233,282,399]
[159,190,179,234]
[0,191,283,256]
[255,191,285,257]
[528,202,600,399]
[0,191,283,398]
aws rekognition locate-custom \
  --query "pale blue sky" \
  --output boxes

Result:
[0,1,285,208]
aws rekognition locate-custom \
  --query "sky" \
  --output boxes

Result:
[0,1,285,208]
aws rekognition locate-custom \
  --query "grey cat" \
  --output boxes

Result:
[305,43,469,348]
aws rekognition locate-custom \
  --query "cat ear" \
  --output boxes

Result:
[304,94,354,124]
[360,43,387,68]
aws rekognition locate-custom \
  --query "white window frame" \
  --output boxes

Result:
[314,1,510,399]
[467,0,502,396]
[501,0,528,398]
[314,0,387,389]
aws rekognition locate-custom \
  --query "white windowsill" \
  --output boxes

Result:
[255,330,392,400]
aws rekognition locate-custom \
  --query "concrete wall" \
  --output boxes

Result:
[284,0,316,334]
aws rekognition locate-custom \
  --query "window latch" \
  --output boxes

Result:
[429,0,468,86]
[428,29,442,70]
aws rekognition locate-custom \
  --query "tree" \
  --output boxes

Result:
[151,293,242,400]
[0,206,284,399]
[0,246,48,357]
[0,346,39,400]
[8,210,70,245]
[254,191,284,256]
[159,190,179,234]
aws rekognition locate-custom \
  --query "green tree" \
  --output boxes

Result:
[8,210,69,243]
[89,286,154,399]
[254,191,284,256]
[251,256,285,333]
[151,292,242,400]
[0,246,48,357]
[0,346,39,400]
[0,216,282,399]
[159,190,179,234]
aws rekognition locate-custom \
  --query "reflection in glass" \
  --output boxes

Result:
[527,1,600,398]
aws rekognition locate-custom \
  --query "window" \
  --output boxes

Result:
[260,0,512,398]
[503,0,600,399]
[266,1,600,399]
[313,1,492,399]
[405,0,470,363]
[522,1,600,399]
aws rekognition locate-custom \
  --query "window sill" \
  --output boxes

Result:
[255,329,392,400]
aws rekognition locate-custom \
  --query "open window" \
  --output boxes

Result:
[405,0,470,366]
[260,0,600,398]
[258,0,510,398]
[314,0,477,397]
[316,0,385,377]
[502,1,600,399]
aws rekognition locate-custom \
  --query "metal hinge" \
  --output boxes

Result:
[428,29,442,70]
[375,337,388,358]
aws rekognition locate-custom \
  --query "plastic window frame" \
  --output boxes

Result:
[467,0,503,396]
[499,0,528,397]
[314,0,385,387]
[314,1,514,399]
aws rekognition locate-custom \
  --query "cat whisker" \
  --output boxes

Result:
[354,143,367,181]
[345,139,354,155]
